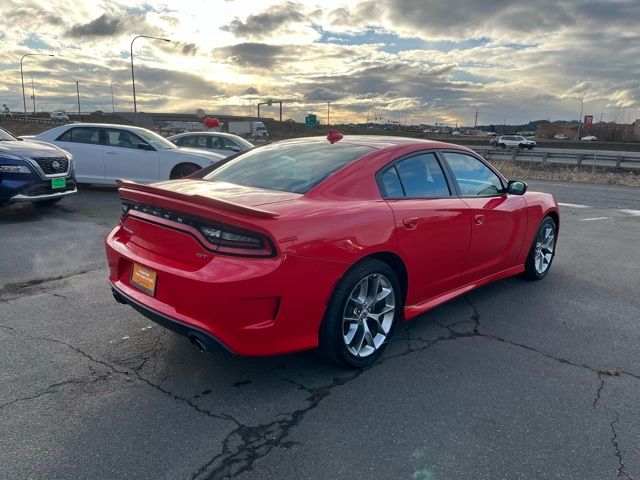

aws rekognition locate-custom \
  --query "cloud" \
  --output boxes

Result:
[180,43,198,56]
[68,14,130,38]
[221,2,308,39]
[212,43,288,69]
[0,0,638,124]
[303,86,344,102]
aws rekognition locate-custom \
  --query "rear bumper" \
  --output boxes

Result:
[111,283,233,353]
[105,224,347,356]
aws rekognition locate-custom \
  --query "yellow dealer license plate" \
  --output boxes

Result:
[131,263,157,296]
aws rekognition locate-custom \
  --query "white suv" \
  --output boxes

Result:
[490,135,536,149]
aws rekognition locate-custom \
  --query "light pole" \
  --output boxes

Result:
[30,76,36,113]
[563,96,584,140]
[20,53,54,119]
[76,82,81,119]
[110,81,115,113]
[130,35,171,113]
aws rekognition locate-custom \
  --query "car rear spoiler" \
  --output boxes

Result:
[116,179,280,218]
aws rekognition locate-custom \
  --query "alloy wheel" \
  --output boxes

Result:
[534,224,555,274]
[342,274,396,358]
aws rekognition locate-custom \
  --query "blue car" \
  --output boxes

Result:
[0,127,77,206]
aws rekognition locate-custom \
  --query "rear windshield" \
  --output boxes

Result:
[204,141,374,193]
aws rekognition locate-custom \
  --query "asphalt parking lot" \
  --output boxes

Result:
[1,180,639,480]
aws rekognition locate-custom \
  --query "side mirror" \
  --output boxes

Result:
[229,146,241,152]
[507,180,527,195]
[137,143,153,151]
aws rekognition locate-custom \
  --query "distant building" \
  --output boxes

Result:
[536,120,639,141]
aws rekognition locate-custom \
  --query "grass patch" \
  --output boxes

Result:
[487,157,640,187]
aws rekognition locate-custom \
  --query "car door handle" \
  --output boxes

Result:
[105,151,118,155]
[403,217,418,229]
[474,214,485,225]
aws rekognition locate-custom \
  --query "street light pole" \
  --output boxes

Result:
[76,82,81,119]
[130,35,171,113]
[20,53,54,120]
[30,76,36,113]
[110,81,115,113]
[563,96,584,140]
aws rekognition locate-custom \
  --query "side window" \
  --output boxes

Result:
[103,129,150,150]
[218,137,240,151]
[443,152,504,196]
[380,166,404,198]
[181,135,207,148]
[56,127,99,144]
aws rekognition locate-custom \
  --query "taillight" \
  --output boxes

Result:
[198,225,274,257]
[121,201,275,258]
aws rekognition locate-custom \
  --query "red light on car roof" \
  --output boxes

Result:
[327,129,343,144]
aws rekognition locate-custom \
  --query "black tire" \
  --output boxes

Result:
[34,198,62,207]
[170,163,201,179]
[498,143,506,149]
[518,143,525,149]
[527,145,534,150]
[523,216,557,280]
[318,259,401,368]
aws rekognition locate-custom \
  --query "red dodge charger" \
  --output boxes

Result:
[106,135,559,367]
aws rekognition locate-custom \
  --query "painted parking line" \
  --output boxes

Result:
[620,209,640,216]
[558,203,591,209]
[578,217,613,221]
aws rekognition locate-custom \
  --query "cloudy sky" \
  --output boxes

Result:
[1,0,639,125]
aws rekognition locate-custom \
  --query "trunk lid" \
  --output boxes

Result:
[116,179,296,263]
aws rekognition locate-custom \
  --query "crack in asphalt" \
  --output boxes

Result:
[0,371,112,411]
[593,372,606,408]
[190,374,363,480]
[0,322,238,426]
[0,267,104,302]
[189,295,639,479]
[3,290,638,479]
[610,412,635,480]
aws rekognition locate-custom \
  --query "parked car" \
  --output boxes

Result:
[554,134,569,140]
[490,135,537,149]
[581,135,597,141]
[50,111,69,121]
[0,127,77,206]
[167,132,253,158]
[107,134,559,367]
[1,105,12,117]
[30,123,225,185]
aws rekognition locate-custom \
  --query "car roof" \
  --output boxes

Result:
[169,132,242,138]
[52,123,150,132]
[274,135,466,150]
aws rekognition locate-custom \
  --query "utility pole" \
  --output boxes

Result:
[327,101,331,126]
[110,81,115,113]
[474,108,479,128]
[30,76,36,113]
[562,96,584,140]
[76,82,81,119]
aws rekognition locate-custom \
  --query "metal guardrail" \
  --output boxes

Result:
[1,116,68,125]
[474,147,640,170]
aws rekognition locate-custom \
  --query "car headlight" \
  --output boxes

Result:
[0,164,31,174]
